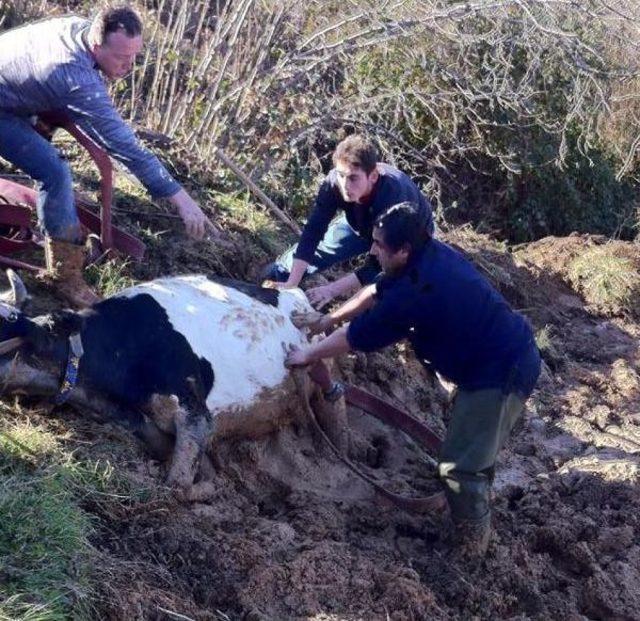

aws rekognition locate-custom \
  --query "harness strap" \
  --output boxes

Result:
[54,333,83,405]
[292,370,447,515]
[344,384,443,454]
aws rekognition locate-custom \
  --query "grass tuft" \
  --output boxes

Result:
[568,245,640,318]
[535,325,564,371]
[0,414,153,619]
[0,421,61,468]
[212,190,284,254]
[85,259,137,298]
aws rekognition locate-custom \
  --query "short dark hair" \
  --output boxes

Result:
[91,6,142,45]
[374,201,432,254]
[332,135,379,174]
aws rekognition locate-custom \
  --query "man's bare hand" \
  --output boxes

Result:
[170,188,214,240]
[285,344,311,368]
[178,201,209,239]
[306,283,338,310]
[291,310,333,336]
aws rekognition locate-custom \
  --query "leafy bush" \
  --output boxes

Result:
[449,132,638,243]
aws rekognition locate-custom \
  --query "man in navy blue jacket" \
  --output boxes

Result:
[286,201,540,558]
[266,135,434,309]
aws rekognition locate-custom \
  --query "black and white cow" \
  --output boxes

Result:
[0,270,344,487]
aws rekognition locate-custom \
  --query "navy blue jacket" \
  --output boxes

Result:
[347,239,539,392]
[294,163,434,284]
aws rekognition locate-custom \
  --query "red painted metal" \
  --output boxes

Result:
[0,116,145,269]
[0,178,36,207]
[304,381,446,514]
[0,203,31,228]
[0,253,42,273]
[344,385,443,453]
[61,122,114,250]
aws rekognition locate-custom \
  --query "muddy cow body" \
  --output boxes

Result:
[0,272,323,486]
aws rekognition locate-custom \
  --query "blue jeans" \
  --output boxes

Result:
[267,213,371,282]
[0,112,80,242]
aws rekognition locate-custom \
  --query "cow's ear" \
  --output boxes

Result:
[49,310,86,337]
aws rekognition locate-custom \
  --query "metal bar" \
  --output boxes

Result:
[0,204,32,228]
[61,122,114,249]
[0,254,42,272]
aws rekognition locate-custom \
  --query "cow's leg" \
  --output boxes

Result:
[147,393,212,489]
[136,417,175,461]
[168,405,212,488]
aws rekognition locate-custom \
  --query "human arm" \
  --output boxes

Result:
[306,272,361,309]
[294,284,377,335]
[277,179,339,289]
[285,325,351,367]
[273,258,310,290]
[65,83,215,239]
[289,278,413,366]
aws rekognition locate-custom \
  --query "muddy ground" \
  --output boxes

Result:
[7,228,640,620]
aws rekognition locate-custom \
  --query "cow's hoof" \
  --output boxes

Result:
[166,467,194,496]
[184,481,217,502]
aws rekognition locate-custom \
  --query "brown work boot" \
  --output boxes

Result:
[40,238,101,308]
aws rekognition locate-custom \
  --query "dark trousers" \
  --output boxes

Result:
[437,344,541,524]
[438,388,525,523]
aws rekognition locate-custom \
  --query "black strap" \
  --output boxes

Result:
[54,334,83,405]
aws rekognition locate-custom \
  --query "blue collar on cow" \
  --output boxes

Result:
[54,333,84,405]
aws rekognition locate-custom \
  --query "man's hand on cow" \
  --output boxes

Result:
[306,283,338,310]
[291,310,333,336]
[285,344,312,368]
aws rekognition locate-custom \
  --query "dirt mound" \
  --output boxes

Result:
[518,234,640,320]
[4,228,640,620]
[83,232,639,620]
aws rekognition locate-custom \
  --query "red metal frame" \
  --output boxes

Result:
[0,116,145,272]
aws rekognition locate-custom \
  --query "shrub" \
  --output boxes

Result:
[568,245,640,318]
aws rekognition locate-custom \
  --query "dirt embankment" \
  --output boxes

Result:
[10,232,640,620]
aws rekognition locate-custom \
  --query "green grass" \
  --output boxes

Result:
[85,258,137,298]
[211,189,285,254]
[568,246,640,317]
[0,415,151,620]
[535,325,564,371]
[0,472,92,619]
[0,419,90,619]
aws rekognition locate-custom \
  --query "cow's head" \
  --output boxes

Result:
[0,269,30,355]
[0,270,85,364]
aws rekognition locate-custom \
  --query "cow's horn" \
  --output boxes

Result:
[0,269,29,309]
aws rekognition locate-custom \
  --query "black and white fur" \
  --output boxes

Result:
[0,271,317,487]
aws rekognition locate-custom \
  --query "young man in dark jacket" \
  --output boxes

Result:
[266,135,434,308]
[286,201,540,557]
